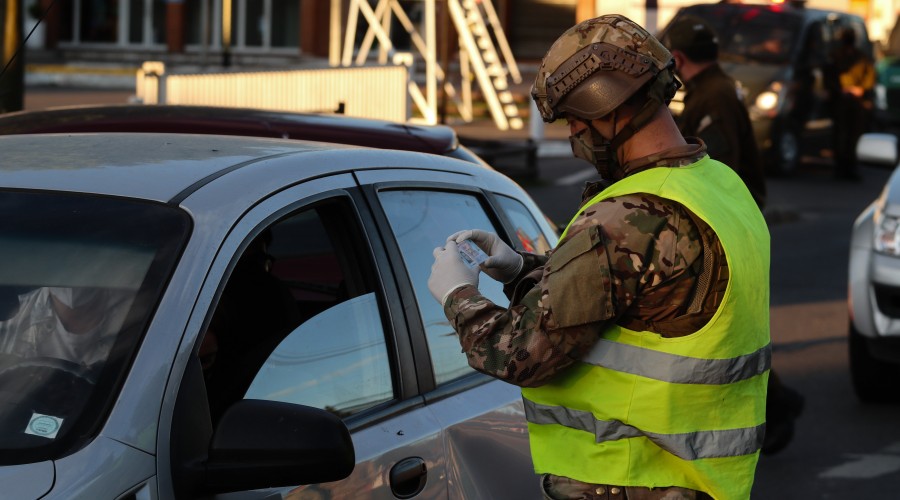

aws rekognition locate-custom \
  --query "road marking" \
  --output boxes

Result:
[819,441,900,479]
[557,168,597,186]
[537,140,572,159]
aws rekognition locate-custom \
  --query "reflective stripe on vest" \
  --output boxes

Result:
[524,400,766,460]
[583,338,772,385]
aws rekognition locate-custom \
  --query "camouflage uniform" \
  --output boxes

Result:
[443,140,723,500]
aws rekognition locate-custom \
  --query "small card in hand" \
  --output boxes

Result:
[458,239,488,269]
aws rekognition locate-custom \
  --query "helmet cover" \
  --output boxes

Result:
[531,15,675,123]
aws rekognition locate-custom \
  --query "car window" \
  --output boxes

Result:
[496,195,554,255]
[203,198,393,421]
[378,190,509,385]
[679,5,802,64]
[0,191,188,463]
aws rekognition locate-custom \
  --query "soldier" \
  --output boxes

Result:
[428,15,770,500]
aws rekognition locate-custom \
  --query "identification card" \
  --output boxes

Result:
[458,239,489,269]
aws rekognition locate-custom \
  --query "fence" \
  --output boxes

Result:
[135,62,410,123]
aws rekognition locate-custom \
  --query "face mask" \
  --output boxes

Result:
[569,122,616,179]
[570,127,596,164]
[49,287,103,309]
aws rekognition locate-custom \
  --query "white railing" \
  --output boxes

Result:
[135,62,410,123]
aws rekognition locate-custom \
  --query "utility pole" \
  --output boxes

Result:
[0,0,25,113]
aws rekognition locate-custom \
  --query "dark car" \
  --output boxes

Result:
[661,2,874,175]
[0,104,490,168]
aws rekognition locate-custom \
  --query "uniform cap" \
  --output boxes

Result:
[662,16,719,55]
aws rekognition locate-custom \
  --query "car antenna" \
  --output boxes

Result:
[0,0,59,88]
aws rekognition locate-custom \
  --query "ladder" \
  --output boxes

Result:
[334,0,524,131]
[448,0,523,130]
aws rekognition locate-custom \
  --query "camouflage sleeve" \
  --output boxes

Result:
[443,194,704,387]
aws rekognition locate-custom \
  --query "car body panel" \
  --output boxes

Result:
[848,136,900,394]
[429,382,539,498]
[850,135,900,339]
[0,461,54,499]
[0,105,458,156]
[49,437,156,499]
[0,133,328,201]
[0,104,491,168]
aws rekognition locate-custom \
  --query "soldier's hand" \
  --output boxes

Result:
[448,229,523,284]
[428,240,480,306]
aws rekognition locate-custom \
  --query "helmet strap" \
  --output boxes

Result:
[605,65,678,176]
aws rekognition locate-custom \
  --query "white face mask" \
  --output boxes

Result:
[49,287,103,309]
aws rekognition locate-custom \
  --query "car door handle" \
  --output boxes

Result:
[390,457,427,498]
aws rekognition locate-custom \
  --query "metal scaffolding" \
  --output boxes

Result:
[330,0,524,131]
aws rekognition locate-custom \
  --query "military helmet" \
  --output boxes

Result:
[531,15,677,123]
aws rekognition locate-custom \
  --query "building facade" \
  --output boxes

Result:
[23,0,897,66]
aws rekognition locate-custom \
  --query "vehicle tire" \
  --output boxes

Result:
[768,126,800,176]
[848,323,900,403]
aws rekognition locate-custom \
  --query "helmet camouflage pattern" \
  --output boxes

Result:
[531,14,676,123]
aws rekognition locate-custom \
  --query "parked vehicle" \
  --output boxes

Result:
[848,132,900,402]
[0,104,491,168]
[661,1,874,175]
[0,132,554,498]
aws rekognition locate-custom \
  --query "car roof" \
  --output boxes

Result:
[676,2,864,23]
[0,104,461,156]
[0,133,489,203]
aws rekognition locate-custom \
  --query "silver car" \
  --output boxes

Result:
[0,132,555,499]
[848,132,900,402]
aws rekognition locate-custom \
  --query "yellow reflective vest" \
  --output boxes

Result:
[522,156,770,500]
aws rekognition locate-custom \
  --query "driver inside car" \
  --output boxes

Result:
[0,286,134,368]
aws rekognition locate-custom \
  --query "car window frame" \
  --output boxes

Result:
[161,176,431,492]
[213,188,427,429]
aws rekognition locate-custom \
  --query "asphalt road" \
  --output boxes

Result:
[20,87,900,497]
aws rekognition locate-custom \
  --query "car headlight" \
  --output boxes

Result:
[874,209,900,255]
[750,82,783,120]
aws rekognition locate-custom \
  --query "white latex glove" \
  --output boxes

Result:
[428,240,480,306]
[448,229,523,284]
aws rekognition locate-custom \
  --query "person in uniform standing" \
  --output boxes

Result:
[662,16,767,209]
[428,14,770,500]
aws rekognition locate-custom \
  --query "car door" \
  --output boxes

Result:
[359,168,553,499]
[163,174,448,499]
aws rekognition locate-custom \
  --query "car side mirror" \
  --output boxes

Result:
[857,133,899,168]
[203,399,355,493]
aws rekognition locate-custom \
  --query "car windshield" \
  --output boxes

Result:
[676,5,803,65]
[0,191,189,464]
